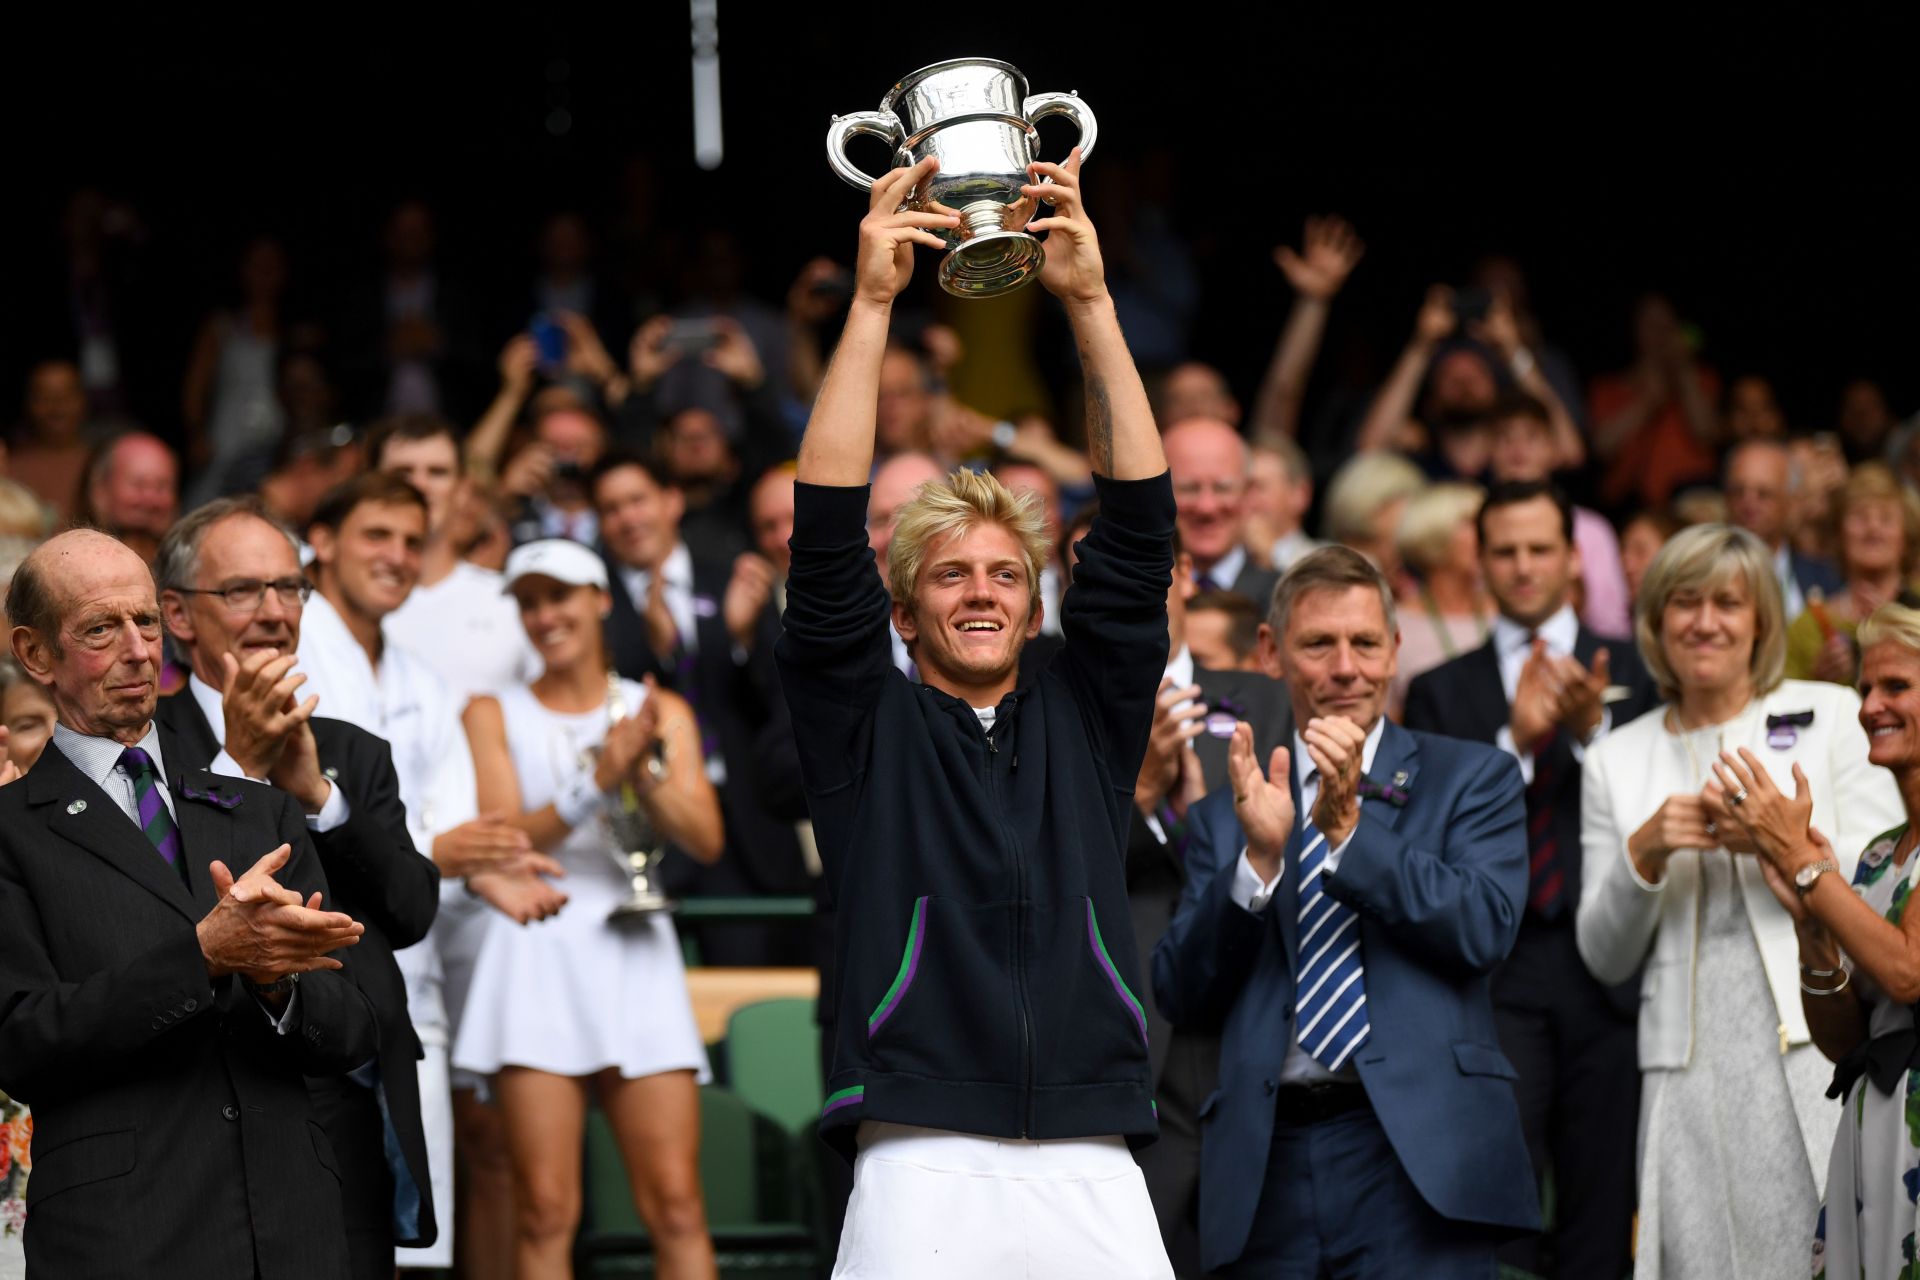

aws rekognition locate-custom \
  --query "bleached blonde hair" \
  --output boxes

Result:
[1858,602,1920,656]
[887,468,1049,613]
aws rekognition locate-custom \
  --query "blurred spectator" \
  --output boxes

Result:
[1672,486,1729,528]
[181,234,292,503]
[1724,438,1841,620]
[657,229,788,423]
[1320,450,1427,587]
[373,415,542,701]
[347,199,482,421]
[10,360,93,523]
[1163,417,1278,607]
[993,459,1065,637]
[1469,254,1588,432]
[529,212,626,355]
[1250,216,1365,447]
[873,344,937,459]
[1156,361,1240,428]
[1837,376,1899,461]
[1786,432,1850,564]
[0,480,51,606]
[1082,154,1199,371]
[1183,590,1261,671]
[1784,462,1920,685]
[1390,481,1491,715]
[1241,439,1321,575]
[1619,509,1682,613]
[51,188,155,421]
[1590,294,1720,512]
[81,431,178,565]
[259,423,363,533]
[1724,373,1787,443]
[0,674,55,773]
[1488,392,1632,638]
[1357,286,1582,476]
[868,451,945,678]
[501,404,607,546]
[748,464,795,577]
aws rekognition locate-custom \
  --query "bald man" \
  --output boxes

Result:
[0,529,374,1278]
[866,452,945,677]
[1163,417,1279,612]
[86,431,180,565]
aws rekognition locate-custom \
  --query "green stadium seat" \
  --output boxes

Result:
[723,998,823,1136]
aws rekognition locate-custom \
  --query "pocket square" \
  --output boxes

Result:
[180,780,244,810]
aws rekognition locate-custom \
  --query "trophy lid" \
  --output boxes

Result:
[881,57,1027,110]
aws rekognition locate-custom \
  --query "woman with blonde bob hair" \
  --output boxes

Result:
[1577,523,1903,1279]
[1784,461,1920,686]
[1713,601,1920,1274]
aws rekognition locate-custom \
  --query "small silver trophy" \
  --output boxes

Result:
[599,675,676,920]
[827,57,1098,298]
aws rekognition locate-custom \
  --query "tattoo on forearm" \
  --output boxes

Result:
[1085,368,1114,474]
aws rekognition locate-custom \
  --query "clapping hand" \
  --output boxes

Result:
[1414,285,1457,346]
[220,650,328,811]
[1230,722,1294,884]
[1275,215,1365,301]
[1303,715,1367,844]
[1136,678,1206,814]
[1709,749,1817,877]
[197,844,364,984]
[722,552,777,652]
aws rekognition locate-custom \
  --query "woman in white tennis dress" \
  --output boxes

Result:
[452,539,722,1280]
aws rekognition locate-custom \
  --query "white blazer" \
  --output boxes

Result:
[1578,679,1902,1069]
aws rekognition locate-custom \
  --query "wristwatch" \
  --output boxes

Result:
[1794,859,1840,896]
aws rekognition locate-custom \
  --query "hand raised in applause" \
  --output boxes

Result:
[595,686,664,796]
[1709,748,1817,878]
[1274,215,1365,302]
[196,844,363,984]
[220,650,329,814]
[1230,722,1294,885]
[723,552,778,653]
[1135,678,1205,815]
[1303,715,1367,845]
[1626,794,1718,882]
[854,157,961,308]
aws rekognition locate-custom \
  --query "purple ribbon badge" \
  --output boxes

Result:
[1357,775,1411,808]
[180,780,244,810]
[1766,710,1813,751]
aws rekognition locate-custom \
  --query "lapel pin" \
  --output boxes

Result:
[1393,771,1409,788]
[323,766,340,780]
[66,799,86,815]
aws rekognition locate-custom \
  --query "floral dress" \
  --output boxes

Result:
[0,1091,28,1279]
[1815,825,1920,1280]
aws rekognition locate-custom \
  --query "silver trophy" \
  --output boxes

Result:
[598,675,676,920]
[827,58,1097,298]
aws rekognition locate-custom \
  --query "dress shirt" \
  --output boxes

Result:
[1490,605,1611,785]
[1230,716,1385,1085]
[1196,544,1247,592]
[50,721,296,1033]
[616,541,701,658]
[386,560,543,701]
[1774,543,1807,621]
[187,676,350,833]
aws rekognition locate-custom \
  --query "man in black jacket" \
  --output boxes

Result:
[155,497,446,1277]
[1402,480,1658,1279]
[777,151,1175,1276]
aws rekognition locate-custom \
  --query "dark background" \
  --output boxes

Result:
[5,5,1915,440]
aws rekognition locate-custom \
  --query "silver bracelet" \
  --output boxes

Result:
[1801,969,1852,997]
[1801,965,1841,978]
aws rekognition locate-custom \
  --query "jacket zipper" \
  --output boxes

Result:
[984,719,1035,1137]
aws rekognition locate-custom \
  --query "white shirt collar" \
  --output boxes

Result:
[1491,603,1579,660]
[1165,644,1195,689]
[52,718,168,791]
[1294,716,1387,790]
[187,674,228,748]
[1201,544,1247,590]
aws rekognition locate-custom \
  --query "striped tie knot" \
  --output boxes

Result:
[119,746,183,869]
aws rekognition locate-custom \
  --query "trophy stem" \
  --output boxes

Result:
[959,201,1008,239]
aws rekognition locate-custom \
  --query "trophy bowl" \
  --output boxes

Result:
[827,57,1097,298]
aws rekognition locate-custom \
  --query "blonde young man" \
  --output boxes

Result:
[776,153,1176,1277]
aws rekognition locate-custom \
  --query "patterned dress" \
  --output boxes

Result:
[1815,826,1920,1280]
[0,1092,28,1279]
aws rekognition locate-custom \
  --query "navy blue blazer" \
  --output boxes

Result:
[1151,719,1539,1272]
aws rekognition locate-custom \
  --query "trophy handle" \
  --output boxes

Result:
[1022,91,1098,163]
[826,111,904,191]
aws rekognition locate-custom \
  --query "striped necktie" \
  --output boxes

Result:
[118,746,183,869]
[1294,801,1370,1071]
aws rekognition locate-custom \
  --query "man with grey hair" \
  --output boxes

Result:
[1724,438,1840,621]
[0,527,373,1277]
[1155,544,1536,1276]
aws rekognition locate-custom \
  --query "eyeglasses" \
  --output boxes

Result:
[173,578,314,612]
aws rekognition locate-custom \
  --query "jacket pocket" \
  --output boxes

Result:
[864,896,1022,1085]
[1451,1040,1519,1081]
[25,1127,135,1205]
[1029,897,1152,1087]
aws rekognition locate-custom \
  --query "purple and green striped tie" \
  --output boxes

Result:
[118,747,183,868]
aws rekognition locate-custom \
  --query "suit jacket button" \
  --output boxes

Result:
[183,998,198,1013]
[151,1018,164,1030]
[222,1104,240,1121]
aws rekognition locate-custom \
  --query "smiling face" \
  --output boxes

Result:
[1269,584,1399,732]
[1165,418,1248,569]
[163,514,306,690]
[1861,640,1920,769]
[512,576,608,674]
[893,522,1040,699]
[594,463,683,572]
[1657,572,1757,701]
[311,499,425,624]
[14,533,163,744]
[1481,496,1580,629]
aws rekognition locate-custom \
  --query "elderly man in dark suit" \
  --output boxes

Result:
[0,528,375,1279]
[1403,480,1659,1279]
[155,496,450,1277]
[1155,545,1538,1277]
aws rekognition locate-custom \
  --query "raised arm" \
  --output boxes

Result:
[1022,150,1161,480]
[1250,216,1365,448]
[797,157,959,487]
[1355,286,1455,453]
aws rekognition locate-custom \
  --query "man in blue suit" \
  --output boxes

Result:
[1153,545,1538,1277]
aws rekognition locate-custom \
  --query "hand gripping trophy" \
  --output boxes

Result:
[827,57,1096,298]
[596,673,676,920]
